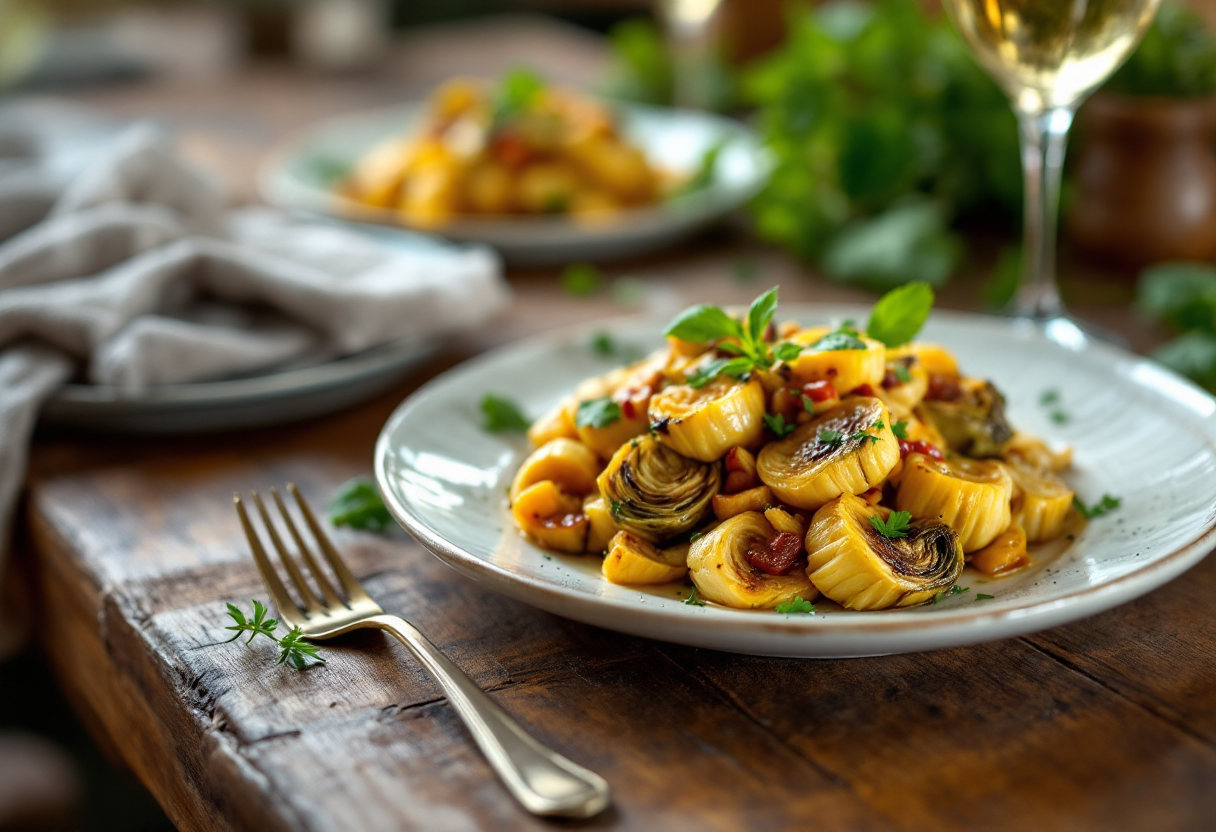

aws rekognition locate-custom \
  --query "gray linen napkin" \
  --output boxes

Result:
[0,118,510,651]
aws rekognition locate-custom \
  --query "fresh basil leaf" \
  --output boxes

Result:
[813,331,868,352]
[493,67,545,124]
[328,477,394,533]
[687,356,752,388]
[576,397,623,429]
[866,281,935,348]
[773,342,803,362]
[747,286,780,344]
[664,303,743,343]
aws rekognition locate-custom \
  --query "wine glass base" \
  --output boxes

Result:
[1009,312,1130,350]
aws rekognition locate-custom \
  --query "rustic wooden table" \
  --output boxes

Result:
[15,16,1216,832]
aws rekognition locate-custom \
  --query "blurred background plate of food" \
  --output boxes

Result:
[258,72,771,265]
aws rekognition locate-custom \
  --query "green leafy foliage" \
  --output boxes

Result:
[222,601,324,670]
[328,477,393,533]
[223,600,278,645]
[775,596,816,615]
[576,397,623,429]
[602,17,737,111]
[493,67,545,126]
[866,282,935,347]
[743,0,1020,287]
[1074,494,1122,520]
[480,394,530,433]
[562,263,604,296]
[813,330,868,352]
[932,585,970,604]
[671,140,726,199]
[763,413,796,438]
[1106,3,1216,98]
[817,428,845,446]
[1137,262,1216,392]
[277,626,326,670]
[868,510,912,539]
[891,420,909,439]
[665,288,793,386]
[683,586,706,606]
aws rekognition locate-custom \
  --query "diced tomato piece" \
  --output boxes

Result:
[745,531,804,576]
[881,369,902,389]
[770,388,801,424]
[800,380,837,403]
[848,383,876,397]
[899,439,944,460]
[492,134,531,167]
[926,374,963,402]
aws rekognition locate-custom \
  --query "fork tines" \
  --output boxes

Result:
[234,484,371,624]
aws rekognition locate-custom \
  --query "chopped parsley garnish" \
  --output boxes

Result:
[609,498,623,518]
[223,600,324,670]
[818,429,844,445]
[865,282,935,348]
[891,419,909,439]
[561,262,603,296]
[1040,389,1060,406]
[892,364,913,384]
[590,332,615,356]
[932,585,970,604]
[577,397,622,429]
[975,593,995,601]
[481,394,529,433]
[869,511,912,539]
[800,393,817,413]
[492,67,545,125]
[1049,410,1069,425]
[683,587,706,606]
[763,412,797,438]
[1074,494,1121,519]
[689,532,705,543]
[775,596,816,615]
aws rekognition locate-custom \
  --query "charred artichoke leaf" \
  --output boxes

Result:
[805,494,963,610]
[597,434,721,544]
[688,511,817,609]
[920,379,1013,458]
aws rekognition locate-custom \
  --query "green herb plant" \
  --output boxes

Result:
[775,596,816,615]
[1137,262,1216,392]
[481,394,530,433]
[869,510,912,539]
[223,600,325,670]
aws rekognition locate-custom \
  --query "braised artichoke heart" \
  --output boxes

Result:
[895,453,1013,553]
[688,511,817,609]
[649,377,766,462]
[756,398,899,510]
[920,379,1013,458]
[805,494,963,610]
[597,434,721,543]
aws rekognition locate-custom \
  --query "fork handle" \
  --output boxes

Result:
[367,614,611,818]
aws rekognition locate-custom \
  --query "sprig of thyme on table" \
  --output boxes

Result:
[222,600,325,670]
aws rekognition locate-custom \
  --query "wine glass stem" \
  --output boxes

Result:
[1013,105,1075,320]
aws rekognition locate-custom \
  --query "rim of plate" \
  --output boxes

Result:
[375,307,1216,638]
[258,102,771,237]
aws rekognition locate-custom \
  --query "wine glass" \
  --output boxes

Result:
[658,0,727,109]
[941,0,1161,327]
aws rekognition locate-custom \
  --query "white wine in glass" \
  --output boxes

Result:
[942,0,1161,323]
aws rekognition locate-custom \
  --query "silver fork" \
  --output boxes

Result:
[233,484,611,819]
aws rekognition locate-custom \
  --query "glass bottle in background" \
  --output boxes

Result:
[658,0,727,109]
[941,0,1161,328]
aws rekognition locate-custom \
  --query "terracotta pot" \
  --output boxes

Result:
[1067,93,1216,269]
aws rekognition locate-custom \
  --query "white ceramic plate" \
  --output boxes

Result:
[375,308,1216,657]
[259,103,770,266]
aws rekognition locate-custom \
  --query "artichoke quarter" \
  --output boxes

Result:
[597,434,720,544]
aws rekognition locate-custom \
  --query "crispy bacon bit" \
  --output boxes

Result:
[899,439,944,460]
[926,373,963,402]
[849,383,877,397]
[801,380,838,403]
[745,532,805,576]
